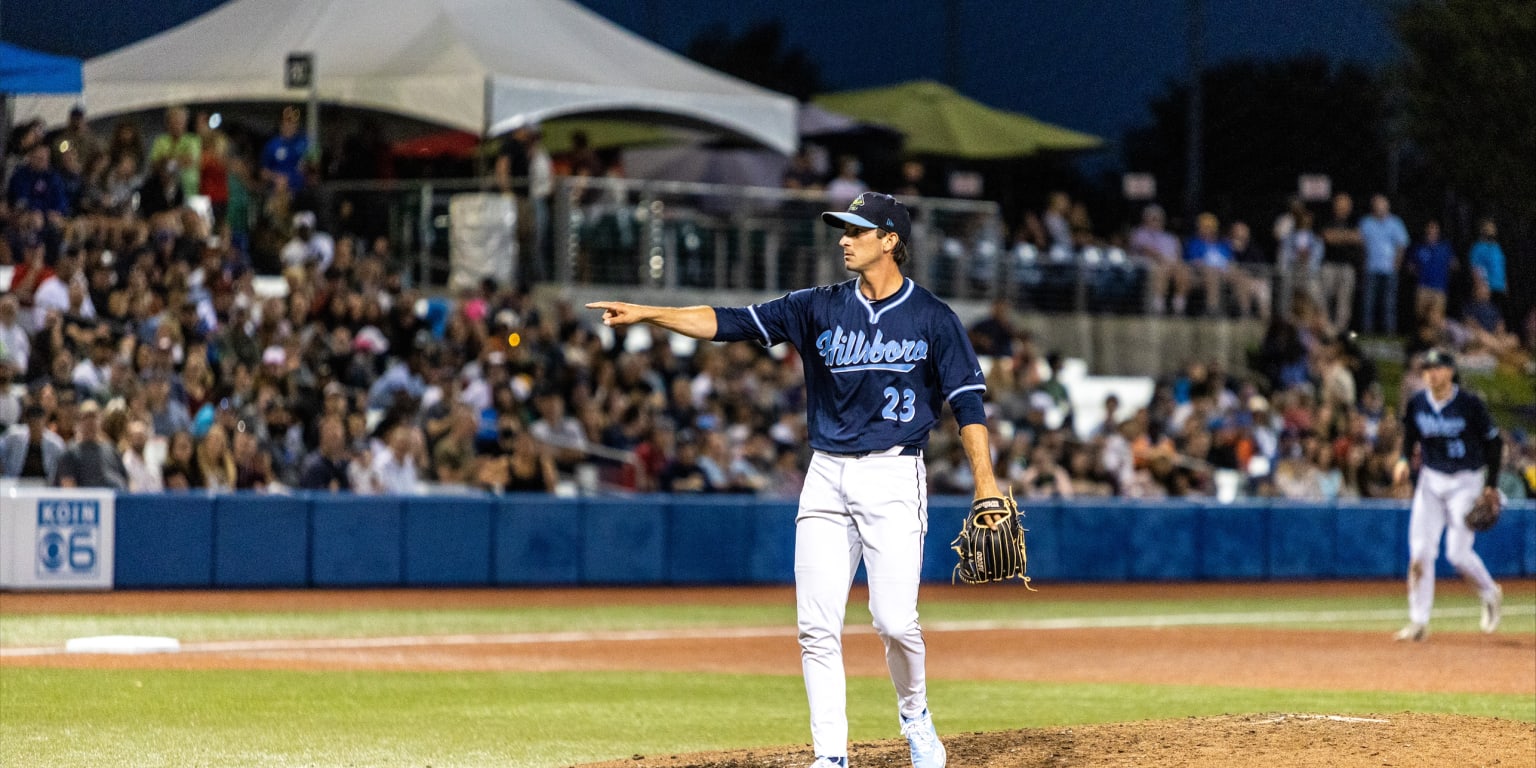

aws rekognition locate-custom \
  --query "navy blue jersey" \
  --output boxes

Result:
[714,278,985,453]
[1401,387,1499,474]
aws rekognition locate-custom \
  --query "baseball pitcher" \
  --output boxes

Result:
[590,191,1005,768]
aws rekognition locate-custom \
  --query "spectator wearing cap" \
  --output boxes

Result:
[1,402,66,484]
[48,107,101,168]
[280,211,334,272]
[55,399,127,490]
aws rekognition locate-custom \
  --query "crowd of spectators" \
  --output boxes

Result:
[958,315,1534,504]
[2,107,1532,504]
[971,189,1533,504]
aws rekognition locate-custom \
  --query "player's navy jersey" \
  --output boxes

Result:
[713,278,985,454]
[1401,386,1499,474]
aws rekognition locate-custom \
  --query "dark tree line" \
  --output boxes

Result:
[1124,56,1392,229]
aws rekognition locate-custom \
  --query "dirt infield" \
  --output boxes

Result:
[3,581,1533,767]
[576,713,1536,768]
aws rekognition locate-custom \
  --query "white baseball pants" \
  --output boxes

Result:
[1406,467,1499,626]
[795,449,929,758]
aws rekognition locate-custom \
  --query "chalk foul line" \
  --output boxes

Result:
[2,604,1529,657]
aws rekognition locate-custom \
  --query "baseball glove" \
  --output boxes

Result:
[1466,492,1502,532]
[951,490,1034,588]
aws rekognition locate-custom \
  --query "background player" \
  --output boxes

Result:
[1391,348,1503,642]
[589,191,1002,768]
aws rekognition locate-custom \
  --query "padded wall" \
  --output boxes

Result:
[112,495,1536,588]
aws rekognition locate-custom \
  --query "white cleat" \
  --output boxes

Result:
[1481,585,1503,634]
[901,709,946,768]
[1393,623,1427,642]
[808,757,847,768]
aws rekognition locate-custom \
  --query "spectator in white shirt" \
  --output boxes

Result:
[280,210,335,272]
[31,248,94,328]
[0,295,30,372]
[0,361,20,429]
[368,422,419,495]
[121,418,164,492]
[71,337,114,401]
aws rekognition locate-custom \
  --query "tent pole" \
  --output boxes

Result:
[477,76,492,179]
[307,75,320,173]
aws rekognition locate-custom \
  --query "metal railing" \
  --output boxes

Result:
[319,175,1275,315]
[322,176,1004,298]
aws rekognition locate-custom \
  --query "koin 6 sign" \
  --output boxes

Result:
[36,499,101,576]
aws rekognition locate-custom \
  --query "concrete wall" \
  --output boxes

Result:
[552,284,1266,377]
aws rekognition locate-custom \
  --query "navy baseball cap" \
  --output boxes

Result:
[822,192,911,243]
[1422,349,1456,369]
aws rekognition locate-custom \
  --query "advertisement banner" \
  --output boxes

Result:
[0,484,115,590]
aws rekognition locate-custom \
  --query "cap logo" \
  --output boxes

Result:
[849,196,865,211]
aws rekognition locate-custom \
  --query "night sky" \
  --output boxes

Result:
[4,0,1401,150]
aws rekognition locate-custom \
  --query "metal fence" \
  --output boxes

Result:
[321,176,1266,315]
[324,176,1003,296]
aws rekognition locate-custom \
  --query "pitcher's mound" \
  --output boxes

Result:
[575,712,1534,768]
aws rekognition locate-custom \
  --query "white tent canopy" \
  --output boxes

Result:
[76,0,798,153]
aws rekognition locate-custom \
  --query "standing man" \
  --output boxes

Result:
[1358,194,1409,336]
[1392,349,1503,642]
[590,192,1000,768]
[261,106,312,208]
[148,105,202,201]
[1319,192,1362,332]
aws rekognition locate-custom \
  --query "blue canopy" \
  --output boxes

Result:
[0,42,83,94]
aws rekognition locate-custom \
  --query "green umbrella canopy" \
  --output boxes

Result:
[536,118,689,155]
[813,80,1102,159]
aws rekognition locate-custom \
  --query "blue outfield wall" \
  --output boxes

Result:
[111,493,1536,589]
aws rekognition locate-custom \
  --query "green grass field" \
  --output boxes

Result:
[3,589,1532,768]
